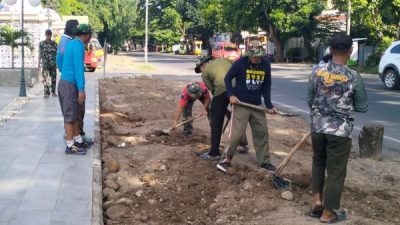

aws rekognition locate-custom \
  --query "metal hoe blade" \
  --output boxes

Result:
[272,174,291,190]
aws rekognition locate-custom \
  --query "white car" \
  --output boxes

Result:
[379,40,400,89]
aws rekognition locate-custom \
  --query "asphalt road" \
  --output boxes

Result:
[123,52,400,154]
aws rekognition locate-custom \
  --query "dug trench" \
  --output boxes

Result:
[99,77,400,225]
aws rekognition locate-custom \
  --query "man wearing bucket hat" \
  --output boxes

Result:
[195,56,249,161]
[58,24,93,155]
[217,47,277,173]
[174,81,211,136]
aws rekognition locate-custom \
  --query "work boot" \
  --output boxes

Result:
[183,129,192,136]
[260,163,276,173]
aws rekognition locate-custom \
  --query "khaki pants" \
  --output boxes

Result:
[223,104,270,165]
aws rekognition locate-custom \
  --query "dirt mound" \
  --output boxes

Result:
[99,78,400,225]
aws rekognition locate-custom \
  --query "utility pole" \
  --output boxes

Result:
[144,0,149,64]
[19,0,26,97]
[346,0,351,35]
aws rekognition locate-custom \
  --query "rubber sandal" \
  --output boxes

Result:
[308,208,323,218]
[322,211,347,224]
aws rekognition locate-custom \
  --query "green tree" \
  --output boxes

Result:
[41,0,103,32]
[96,0,139,54]
[333,0,400,50]
[221,0,326,62]
[0,26,33,69]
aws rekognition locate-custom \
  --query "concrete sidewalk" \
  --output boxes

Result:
[0,74,96,225]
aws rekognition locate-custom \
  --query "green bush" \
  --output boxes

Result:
[285,48,302,62]
[347,59,358,67]
[365,53,381,68]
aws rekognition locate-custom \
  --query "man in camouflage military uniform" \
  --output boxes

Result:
[38,29,58,98]
[307,33,368,223]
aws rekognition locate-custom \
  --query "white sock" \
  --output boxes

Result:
[67,140,74,148]
[74,135,83,144]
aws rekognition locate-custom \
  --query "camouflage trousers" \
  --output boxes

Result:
[42,67,57,95]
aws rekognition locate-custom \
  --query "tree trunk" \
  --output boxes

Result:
[185,37,190,54]
[358,123,384,160]
[11,48,15,69]
[269,25,284,62]
[274,38,284,63]
[304,40,313,62]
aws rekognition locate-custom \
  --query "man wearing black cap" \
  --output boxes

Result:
[195,56,249,161]
[307,33,368,223]
[38,29,57,98]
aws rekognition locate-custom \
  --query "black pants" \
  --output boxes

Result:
[78,101,85,136]
[182,97,211,134]
[311,132,351,210]
[209,93,248,156]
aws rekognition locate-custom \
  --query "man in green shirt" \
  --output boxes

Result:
[195,56,248,161]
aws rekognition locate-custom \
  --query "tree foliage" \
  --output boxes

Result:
[0,25,33,68]
[42,0,138,53]
[333,0,400,51]
[221,0,325,62]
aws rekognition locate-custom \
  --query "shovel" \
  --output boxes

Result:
[272,131,311,190]
[235,101,309,189]
[160,114,203,135]
[236,101,299,117]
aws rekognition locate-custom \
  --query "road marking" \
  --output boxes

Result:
[272,100,400,144]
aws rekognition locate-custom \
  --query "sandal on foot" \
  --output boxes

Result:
[308,207,323,218]
[321,211,347,224]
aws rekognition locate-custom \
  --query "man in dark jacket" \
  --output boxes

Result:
[217,48,276,173]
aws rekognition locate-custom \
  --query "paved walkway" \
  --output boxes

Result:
[0,74,96,225]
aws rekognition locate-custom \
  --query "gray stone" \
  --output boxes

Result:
[359,123,384,160]
[281,191,294,201]
[115,197,134,206]
[104,157,120,173]
[104,179,120,191]
[243,181,254,191]
[106,205,128,219]
[103,188,116,199]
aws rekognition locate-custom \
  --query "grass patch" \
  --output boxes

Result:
[136,63,156,71]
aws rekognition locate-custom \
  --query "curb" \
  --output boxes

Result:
[92,78,104,225]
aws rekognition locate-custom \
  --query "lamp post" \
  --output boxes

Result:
[4,0,41,97]
[144,0,148,64]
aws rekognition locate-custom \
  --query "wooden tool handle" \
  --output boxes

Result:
[175,114,203,128]
[275,131,311,176]
[237,101,267,111]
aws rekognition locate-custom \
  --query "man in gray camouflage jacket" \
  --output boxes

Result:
[307,33,368,223]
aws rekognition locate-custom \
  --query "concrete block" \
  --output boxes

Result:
[9,210,52,225]
[17,191,58,211]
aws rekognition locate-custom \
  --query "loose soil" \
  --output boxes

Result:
[99,77,400,225]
